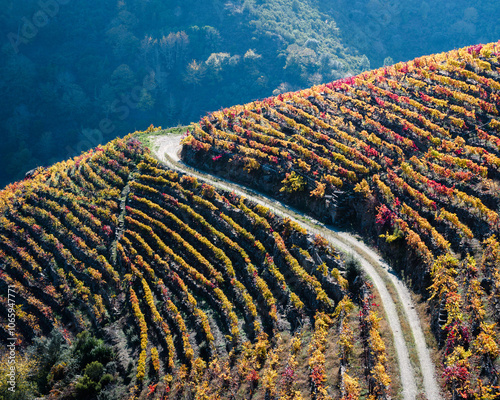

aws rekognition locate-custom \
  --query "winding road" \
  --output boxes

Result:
[151,133,442,400]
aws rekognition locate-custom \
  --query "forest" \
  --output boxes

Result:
[1,0,499,188]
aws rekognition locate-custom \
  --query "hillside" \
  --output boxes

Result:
[2,41,500,400]
[0,132,392,399]
[183,41,500,398]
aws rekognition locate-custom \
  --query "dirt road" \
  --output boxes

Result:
[152,133,442,400]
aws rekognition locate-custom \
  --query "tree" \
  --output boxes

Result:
[84,361,104,382]
[110,64,136,94]
[280,171,306,193]
[105,24,139,58]
[184,60,206,85]
[383,56,394,66]
[137,88,155,112]
[159,31,190,70]
[0,352,38,400]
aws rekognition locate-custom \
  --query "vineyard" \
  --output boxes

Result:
[0,133,396,399]
[3,41,500,400]
[183,42,500,398]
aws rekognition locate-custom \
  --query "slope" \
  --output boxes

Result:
[0,132,392,399]
[183,41,500,399]
[153,131,444,399]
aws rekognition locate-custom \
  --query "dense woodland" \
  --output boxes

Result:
[321,0,500,67]
[0,0,364,187]
[1,0,499,188]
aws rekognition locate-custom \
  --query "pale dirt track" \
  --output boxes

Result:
[152,134,442,400]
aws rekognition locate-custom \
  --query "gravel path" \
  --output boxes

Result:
[154,134,183,162]
[152,134,443,400]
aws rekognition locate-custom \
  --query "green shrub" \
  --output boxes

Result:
[90,343,114,365]
[75,375,100,397]
[99,373,114,387]
[73,332,114,367]
[345,254,362,287]
[84,361,104,382]
[73,332,100,366]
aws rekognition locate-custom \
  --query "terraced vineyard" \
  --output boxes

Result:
[184,42,500,398]
[0,133,396,399]
[3,41,500,399]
